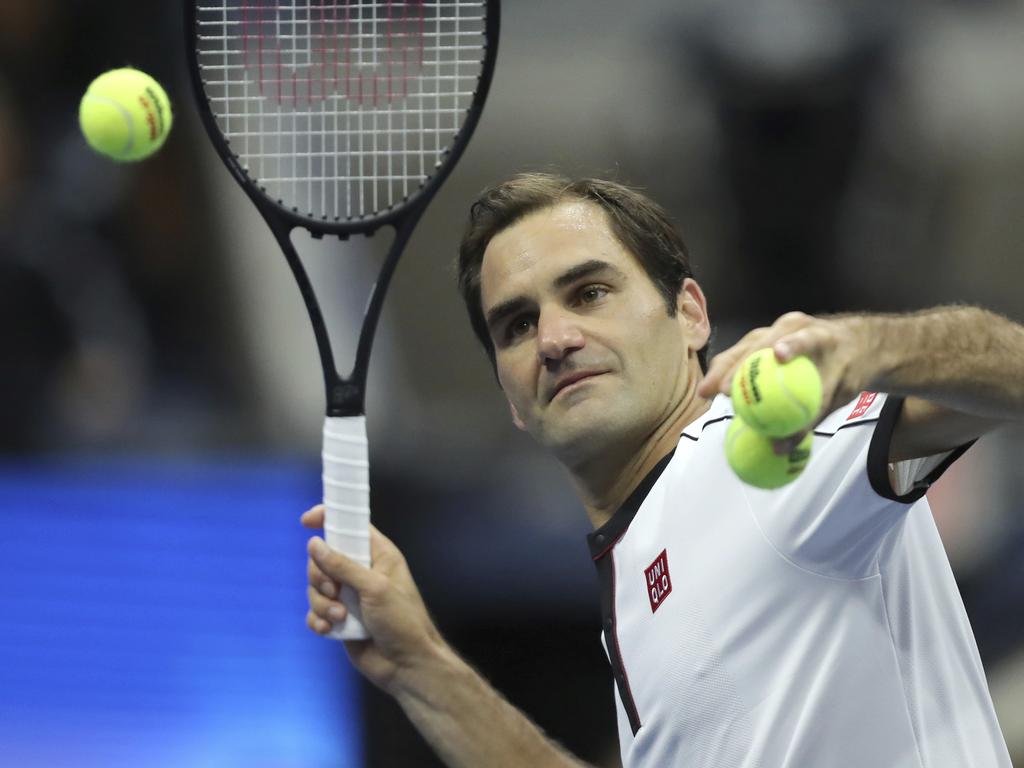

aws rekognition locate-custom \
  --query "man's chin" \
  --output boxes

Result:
[539,418,632,468]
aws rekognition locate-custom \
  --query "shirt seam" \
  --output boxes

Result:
[736,483,882,584]
[877,567,929,768]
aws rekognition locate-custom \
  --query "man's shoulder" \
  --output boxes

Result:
[815,392,888,436]
[679,394,735,443]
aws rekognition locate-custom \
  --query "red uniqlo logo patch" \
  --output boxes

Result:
[847,391,877,420]
[645,549,672,613]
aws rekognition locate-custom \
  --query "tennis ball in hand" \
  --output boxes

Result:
[79,68,173,162]
[725,418,813,489]
[730,347,822,438]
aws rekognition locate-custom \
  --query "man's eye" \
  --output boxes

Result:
[507,317,533,339]
[579,285,609,303]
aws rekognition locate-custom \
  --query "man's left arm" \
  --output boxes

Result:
[698,305,1024,462]
[845,305,1024,461]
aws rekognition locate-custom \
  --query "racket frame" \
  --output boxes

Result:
[183,0,501,416]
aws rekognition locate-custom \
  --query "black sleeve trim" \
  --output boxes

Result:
[867,395,975,503]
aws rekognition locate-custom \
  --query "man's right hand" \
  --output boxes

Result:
[302,505,594,768]
[301,505,445,696]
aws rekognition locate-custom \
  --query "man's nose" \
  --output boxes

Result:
[537,308,585,363]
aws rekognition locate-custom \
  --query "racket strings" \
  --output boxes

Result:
[196,0,487,221]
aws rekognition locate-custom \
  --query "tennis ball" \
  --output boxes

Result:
[725,418,813,489]
[79,68,173,162]
[730,347,822,438]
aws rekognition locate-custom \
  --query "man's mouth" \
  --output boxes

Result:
[549,371,607,402]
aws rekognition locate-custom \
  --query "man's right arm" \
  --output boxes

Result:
[302,505,592,768]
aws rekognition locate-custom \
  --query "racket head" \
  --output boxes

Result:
[185,0,500,237]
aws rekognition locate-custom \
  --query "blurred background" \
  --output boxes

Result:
[2,0,1023,765]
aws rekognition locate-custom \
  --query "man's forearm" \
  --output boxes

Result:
[852,305,1024,420]
[393,640,592,768]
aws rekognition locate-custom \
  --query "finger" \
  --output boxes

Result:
[717,361,741,395]
[306,609,332,635]
[308,536,374,592]
[308,584,349,623]
[307,558,339,598]
[773,323,831,365]
[771,431,808,456]
[698,354,737,398]
[701,340,762,398]
[696,370,717,399]
[775,310,813,329]
[773,332,812,364]
[300,504,325,529]
[708,354,744,397]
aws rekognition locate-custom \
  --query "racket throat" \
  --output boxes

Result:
[327,380,365,418]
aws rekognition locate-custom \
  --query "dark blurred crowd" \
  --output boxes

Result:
[0,0,251,454]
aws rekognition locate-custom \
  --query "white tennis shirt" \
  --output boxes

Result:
[587,392,1011,767]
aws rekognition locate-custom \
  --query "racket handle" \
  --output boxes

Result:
[322,415,371,641]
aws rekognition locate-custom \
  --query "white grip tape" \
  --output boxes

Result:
[322,415,370,641]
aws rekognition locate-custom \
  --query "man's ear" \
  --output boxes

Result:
[677,277,711,351]
[508,399,527,431]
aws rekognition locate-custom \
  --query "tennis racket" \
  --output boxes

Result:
[185,0,500,639]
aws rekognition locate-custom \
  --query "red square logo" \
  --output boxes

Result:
[847,391,877,420]
[645,549,672,613]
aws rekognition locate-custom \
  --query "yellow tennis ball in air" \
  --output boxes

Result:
[725,418,813,489]
[79,68,173,162]
[730,347,822,438]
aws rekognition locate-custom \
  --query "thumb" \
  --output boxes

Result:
[368,524,402,560]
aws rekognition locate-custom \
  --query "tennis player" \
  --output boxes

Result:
[304,174,1020,766]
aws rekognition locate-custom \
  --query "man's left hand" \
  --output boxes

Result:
[696,312,871,454]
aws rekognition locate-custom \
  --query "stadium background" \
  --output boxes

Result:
[1,1,1022,765]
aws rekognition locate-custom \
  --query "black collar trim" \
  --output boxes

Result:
[588,449,676,560]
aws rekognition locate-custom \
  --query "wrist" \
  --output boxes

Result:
[390,632,466,706]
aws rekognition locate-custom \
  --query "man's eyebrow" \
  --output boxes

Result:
[485,296,531,335]
[484,260,626,334]
[552,259,625,290]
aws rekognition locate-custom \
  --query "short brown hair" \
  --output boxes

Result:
[457,172,709,373]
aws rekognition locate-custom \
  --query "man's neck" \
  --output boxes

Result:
[572,384,713,530]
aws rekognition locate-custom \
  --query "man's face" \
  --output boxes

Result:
[480,201,706,467]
